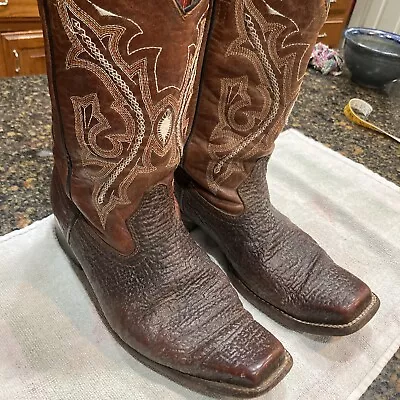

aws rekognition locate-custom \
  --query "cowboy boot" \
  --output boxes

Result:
[176,0,380,336]
[38,0,293,396]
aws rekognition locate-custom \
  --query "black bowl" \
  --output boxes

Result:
[344,28,400,89]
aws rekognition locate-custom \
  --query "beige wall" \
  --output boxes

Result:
[349,0,400,34]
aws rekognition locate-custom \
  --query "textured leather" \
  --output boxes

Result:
[178,0,379,332]
[182,0,329,214]
[40,0,292,394]
[176,159,377,327]
[51,171,288,390]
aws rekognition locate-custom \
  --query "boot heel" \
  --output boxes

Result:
[54,220,81,268]
[181,213,198,232]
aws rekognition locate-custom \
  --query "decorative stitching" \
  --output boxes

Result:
[213,10,281,174]
[56,0,207,227]
[68,19,147,205]
[205,0,321,194]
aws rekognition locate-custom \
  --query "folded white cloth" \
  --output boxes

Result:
[0,129,399,400]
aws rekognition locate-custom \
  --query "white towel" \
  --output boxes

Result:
[0,129,399,400]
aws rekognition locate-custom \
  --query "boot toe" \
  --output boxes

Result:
[234,341,288,388]
[295,253,380,331]
[332,281,373,325]
[198,320,291,390]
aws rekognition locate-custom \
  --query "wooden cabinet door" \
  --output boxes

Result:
[319,0,356,48]
[318,20,347,48]
[0,0,39,19]
[1,30,45,76]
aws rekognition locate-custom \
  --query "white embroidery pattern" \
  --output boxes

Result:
[157,108,174,146]
[56,0,207,227]
[206,0,326,193]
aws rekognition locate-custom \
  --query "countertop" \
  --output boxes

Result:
[0,70,399,399]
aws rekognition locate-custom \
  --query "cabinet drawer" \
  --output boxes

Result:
[1,30,46,76]
[0,0,40,18]
[318,20,345,48]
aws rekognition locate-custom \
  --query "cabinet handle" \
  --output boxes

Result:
[0,0,9,6]
[318,32,328,38]
[13,49,21,74]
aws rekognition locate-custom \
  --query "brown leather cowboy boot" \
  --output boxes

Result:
[38,0,292,396]
[176,0,380,336]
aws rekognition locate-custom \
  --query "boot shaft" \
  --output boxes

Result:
[182,0,329,214]
[39,0,211,252]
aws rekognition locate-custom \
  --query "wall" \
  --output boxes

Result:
[349,0,400,34]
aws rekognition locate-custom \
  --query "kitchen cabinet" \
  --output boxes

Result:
[319,0,356,48]
[0,0,45,77]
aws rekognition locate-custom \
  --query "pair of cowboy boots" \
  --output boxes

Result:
[38,0,380,397]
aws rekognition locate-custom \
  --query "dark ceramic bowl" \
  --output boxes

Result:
[344,28,400,89]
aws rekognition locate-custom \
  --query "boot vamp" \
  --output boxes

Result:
[69,184,286,388]
[180,161,373,326]
[226,204,372,326]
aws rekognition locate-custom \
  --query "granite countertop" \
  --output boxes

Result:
[0,70,399,398]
